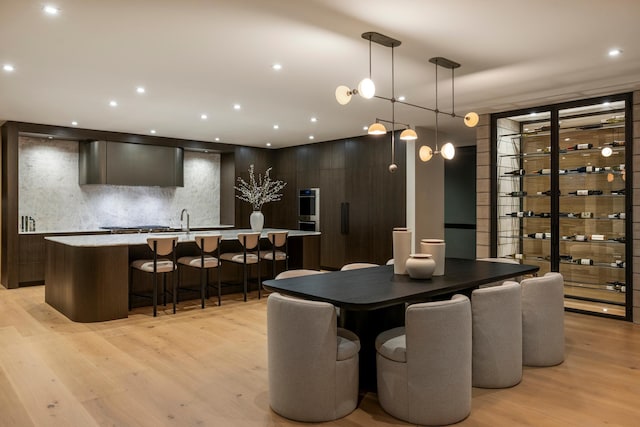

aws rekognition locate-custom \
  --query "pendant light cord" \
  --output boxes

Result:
[391,45,395,165]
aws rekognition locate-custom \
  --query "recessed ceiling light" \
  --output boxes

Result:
[310,117,318,123]
[71,121,78,126]
[603,101,610,106]
[273,124,279,129]
[266,142,272,147]
[109,100,118,107]
[48,136,54,140]
[272,64,282,71]
[136,86,145,94]
[3,64,14,72]
[363,126,368,131]
[530,112,536,116]
[398,96,406,101]
[215,137,220,141]
[150,129,157,134]
[43,5,60,15]
[608,48,622,57]
[233,104,241,110]
[201,114,208,120]
[308,135,314,140]
[564,138,570,141]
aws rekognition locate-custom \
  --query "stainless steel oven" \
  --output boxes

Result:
[298,188,320,231]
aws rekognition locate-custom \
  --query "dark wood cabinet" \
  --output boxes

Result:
[247,134,406,270]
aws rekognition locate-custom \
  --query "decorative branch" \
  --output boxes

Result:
[234,164,287,211]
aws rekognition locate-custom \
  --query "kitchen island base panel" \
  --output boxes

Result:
[45,241,129,322]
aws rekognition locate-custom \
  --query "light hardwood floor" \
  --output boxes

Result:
[1,285,640,426]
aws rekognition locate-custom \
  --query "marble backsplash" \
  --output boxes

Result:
[19,136,221,232]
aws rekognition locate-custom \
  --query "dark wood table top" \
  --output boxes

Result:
[262,258,539,310]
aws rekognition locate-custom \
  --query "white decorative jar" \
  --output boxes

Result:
[405,254,436,280]
[250,211,264,231]
[420,238,446,276]
[392,227,412,275]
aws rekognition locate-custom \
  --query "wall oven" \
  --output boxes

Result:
[298,188,320,231]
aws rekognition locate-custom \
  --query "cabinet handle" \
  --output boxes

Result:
[341,202,349,234]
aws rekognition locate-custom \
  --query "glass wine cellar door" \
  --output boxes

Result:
[493,94,632,319]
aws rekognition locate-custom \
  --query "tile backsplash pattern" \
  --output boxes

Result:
[19,137,221,232]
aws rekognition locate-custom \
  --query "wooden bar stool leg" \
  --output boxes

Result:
[217,267,221,306]
[153,271,158,317]
[243,263,248,302]
[200,266,206,309]
[172,271,177,314]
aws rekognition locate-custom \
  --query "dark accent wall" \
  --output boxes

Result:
[235,133,406,269]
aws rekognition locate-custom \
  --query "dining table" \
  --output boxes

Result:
[262,258,539,391]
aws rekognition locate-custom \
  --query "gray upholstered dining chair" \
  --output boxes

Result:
[129,235,179,317]
[259,230,289,279]
[471,281,522,388]
[219,232,261,302]
[476,257,521,287]
[267,292,360,422]
[177,234,222,308]
[521,272,565,366]
[375,295,472,426]
[274,269,324,280]
[340,262,379,271]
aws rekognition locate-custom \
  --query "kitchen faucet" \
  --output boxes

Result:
[180,208,190,233]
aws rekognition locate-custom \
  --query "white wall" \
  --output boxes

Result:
[18,136,221,232]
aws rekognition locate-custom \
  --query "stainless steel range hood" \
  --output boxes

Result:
[79,140,184,187]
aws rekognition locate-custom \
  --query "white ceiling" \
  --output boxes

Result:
[1,0,639,149]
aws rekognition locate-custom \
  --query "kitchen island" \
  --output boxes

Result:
[44,229,320,322]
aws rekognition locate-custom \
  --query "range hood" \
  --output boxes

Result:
[79,140,183,187]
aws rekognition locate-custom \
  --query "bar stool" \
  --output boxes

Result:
[129,235,179,317]
[220,232,262,301]
[177,234,222,308]
[259,231,289,279]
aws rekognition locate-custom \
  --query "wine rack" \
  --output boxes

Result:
[493,94,632,319]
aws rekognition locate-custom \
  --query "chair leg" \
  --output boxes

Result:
[258,259,261,300]
[200,267,206,309]
[243,263,248,302]
[217,267,221,306]
[172,270,177,314]
[163,273,167,307]
[153,272,158,317]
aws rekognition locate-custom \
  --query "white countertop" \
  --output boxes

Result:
[20,224,235,235]
[45,228,320,247]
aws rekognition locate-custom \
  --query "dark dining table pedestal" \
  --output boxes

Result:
[262,258,539,391]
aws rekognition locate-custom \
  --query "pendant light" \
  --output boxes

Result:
[336,32,478,171]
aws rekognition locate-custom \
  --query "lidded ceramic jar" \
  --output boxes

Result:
[405,253,436,279]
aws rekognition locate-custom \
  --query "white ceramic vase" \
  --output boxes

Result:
[250,211,264,231]
[405,254,436,279]
[392,227,412,275]
[420,238,446,276]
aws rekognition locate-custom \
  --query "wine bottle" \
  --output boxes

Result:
[506,191,527,197]
[604,140,625,147]
[536,168,567,175]
[536,212,551,218]
[506,211,534,217]
[611,188,625,195]
[568,189,603,196]
[571,166,603,173]
[559,254,573,261]
[612,236,626,243]
[580,212,593,219]
[590,234,605,241]
[610,260,625,268]
[606,281,626,292]
[503,169,525,176]
[566,143,593,150]
[566,213,580,218]
[572,258,593,265]
[607,212,626,219]
[536,189,559,196]
[506,253,525,260]
[527,232,550,239]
